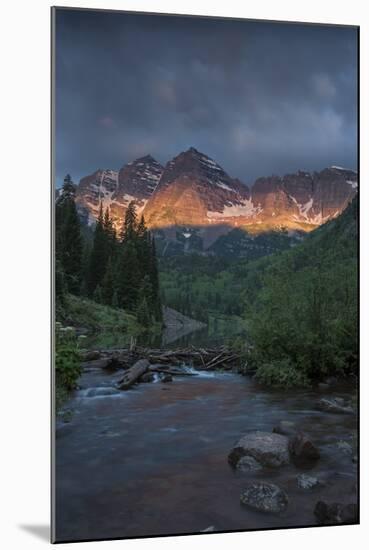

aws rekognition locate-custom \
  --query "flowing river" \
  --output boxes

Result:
[55,364,357,542]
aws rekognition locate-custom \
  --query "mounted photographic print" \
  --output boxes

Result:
[52,7,359,543]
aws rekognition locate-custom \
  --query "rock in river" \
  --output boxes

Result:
[314,501,358,525]
[140,372,155,383]
[229,431,290,469]
[236,456,263,472]
[289,433,320,466]
[316,397,354,415]
[297,473,321,490]
[240,482,288,513]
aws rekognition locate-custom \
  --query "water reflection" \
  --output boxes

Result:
[83,314,247,350]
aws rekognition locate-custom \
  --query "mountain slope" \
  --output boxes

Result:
[75,156,164,227]
[144,147,252,227]
[72,147,357,256]
[242,195,358,385]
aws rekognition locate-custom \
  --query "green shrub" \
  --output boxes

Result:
[254,359,311,389]
[55,324,82,402]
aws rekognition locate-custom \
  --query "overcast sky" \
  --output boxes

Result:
[55,9,358,187]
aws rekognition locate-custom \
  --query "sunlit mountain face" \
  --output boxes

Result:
[72,147,357,255]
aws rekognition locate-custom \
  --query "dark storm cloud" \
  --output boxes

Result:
[55,9,358,187]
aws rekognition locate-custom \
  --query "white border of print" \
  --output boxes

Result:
[1,1,367,549]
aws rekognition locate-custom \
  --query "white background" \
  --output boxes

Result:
[1,0,367,548]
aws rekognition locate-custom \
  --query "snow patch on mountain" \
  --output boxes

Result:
[346,180,358,189]
[207,198,259,219]
[214,181,235,192]
[290,196,315,221]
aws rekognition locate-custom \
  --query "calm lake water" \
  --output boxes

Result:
[55,367,357,542]
[83,314,246,349]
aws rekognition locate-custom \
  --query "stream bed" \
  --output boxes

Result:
[55,367,357,542]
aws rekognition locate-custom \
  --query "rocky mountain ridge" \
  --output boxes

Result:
[71,147,357,255]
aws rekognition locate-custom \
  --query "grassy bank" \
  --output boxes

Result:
[57,293,141,334]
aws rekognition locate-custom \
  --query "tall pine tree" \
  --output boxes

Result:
[87,203,108,296]
[120,201,137,242]
[55,174,82,294]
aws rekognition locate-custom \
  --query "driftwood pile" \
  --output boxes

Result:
[81,345,242,391]
[81,345,240,371]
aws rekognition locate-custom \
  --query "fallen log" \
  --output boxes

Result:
[116,359,150,390]
[204,352,226,369]
[207,354,240,369]
[149,364,198,376]
[81,350,101,362]
[81,357,112,370]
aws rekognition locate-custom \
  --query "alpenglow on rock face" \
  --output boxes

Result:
[143,147,253,228]
[75,156,164,227]
[72,147,357,244]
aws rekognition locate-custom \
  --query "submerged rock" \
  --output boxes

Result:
[229,431,290,468]
[289,432,320,465]
[297,473,321,490]
[316,397,354,415]
[236,456,263,472]
[314,501,358,525]
[240,482,288,513]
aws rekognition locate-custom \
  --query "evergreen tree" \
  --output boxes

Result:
[93,284,103,304]
[136,215,151,277]
[87,203,108,296]
[55,174,82,294]
[55,259,66,307]
[115,240,140,311]
[103,207,117,256]
[137,296,151,328]
[80,198,163,327]
[111,289,119,309]
[120,201,137,242]
[149,235,162,322]
[101,257,115,306]
[139,275,153,311]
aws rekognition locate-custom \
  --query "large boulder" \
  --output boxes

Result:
[316,397,354,415]
[314,501,358,525]
[240,482,288,513]
[289,433,320,466]
[229,431,290,469]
